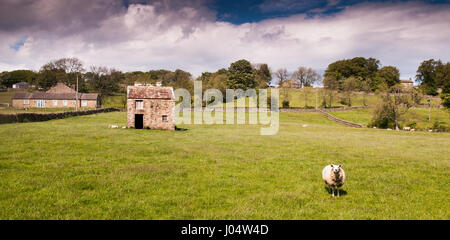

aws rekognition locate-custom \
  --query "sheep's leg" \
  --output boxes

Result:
[331,187,334,197]
[337,187,340,197]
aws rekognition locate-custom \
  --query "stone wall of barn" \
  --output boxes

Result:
[12,99,98,108]
[127,98,175,130]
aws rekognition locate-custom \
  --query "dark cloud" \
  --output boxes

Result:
[0,0,126,33]
[0,0,215,35]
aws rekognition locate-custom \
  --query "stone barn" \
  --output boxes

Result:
[127,86,175,130]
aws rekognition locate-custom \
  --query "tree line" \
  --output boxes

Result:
[0,57,449,108]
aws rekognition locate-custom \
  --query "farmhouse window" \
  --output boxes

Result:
[81,100,87,107]
[63,100,67,106]
[73,100,76,105]
[162,115,168,122]
[24,99,29,105]
[135,100,144,110]
[53,100,58,106]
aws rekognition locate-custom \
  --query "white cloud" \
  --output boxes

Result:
[0,1,449,80]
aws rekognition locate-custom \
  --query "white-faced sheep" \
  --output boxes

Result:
[322,164,346,197]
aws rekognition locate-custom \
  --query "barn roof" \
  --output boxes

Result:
[12,92,98,100]
[127,86,174,100]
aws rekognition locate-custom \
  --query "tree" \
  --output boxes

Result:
[342,76,358,106]
[369,84,412,130]
[275,68,289,87]
[323,75,339,107]
[226,59,256,90]
[292,67,321,88]
[0,70,36,88]
[360,81,371,106]
[416,59,443,95]
[253,63,272,88]
[37,58,85,91]
[324,57,381,90]
[85,66,122,99]
[37,63,65,90]
[442,79,450,108]
[376,66,400,87]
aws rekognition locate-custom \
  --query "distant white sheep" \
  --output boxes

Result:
[322,164,346,197]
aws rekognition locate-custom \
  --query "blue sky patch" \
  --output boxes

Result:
[10,36,27,51]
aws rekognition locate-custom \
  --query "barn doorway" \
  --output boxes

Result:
[135,114,143,129]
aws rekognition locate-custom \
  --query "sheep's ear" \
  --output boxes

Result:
[330,164,334,168]
[339,165,342,168]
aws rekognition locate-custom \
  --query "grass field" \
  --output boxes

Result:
[0,112,449,219]
[330,107,450,129]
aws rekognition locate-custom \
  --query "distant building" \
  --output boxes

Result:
[401,78,414,89]
[12,82,30,89]
[126,85,175,130]
[281,80,300,88]
[12,82,100,108]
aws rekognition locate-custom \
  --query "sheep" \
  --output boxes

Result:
[322,164,346,197]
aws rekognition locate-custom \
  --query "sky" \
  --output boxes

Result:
[0,0,450,80]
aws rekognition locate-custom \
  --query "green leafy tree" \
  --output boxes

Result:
[324,57,380,90]
[85,66,122,100]
[0,70,36,88]
[415,59,448,95]
[253,63,272,88]
[227,59,256,90]
[376,66,400,87]
[369,84,412,130]
[37,58,85,91]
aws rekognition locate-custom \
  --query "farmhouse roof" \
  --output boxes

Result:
[12,82,99,100]
[46,82,76,94]
[401,79,413,83]
[12,92,99,100]
[127,86,174,100]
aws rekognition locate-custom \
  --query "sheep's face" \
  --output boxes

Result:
[330,164,342,174]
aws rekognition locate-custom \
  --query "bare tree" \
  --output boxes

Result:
[360,81,371,106]
[323,75,339,107]
[54,58,84,74]
[275,68,290,87]
[343,76,358,106]
[292,67,321,88]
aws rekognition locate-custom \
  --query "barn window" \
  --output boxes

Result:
[135,100,143,110]
[24,99,29,105]
[162,115,168,122]
[81,100,87,107]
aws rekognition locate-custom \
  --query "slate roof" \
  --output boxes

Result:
[46,82,76,94]
[127,86,174,100]
[12,82,99,100]
[12,92,98,100]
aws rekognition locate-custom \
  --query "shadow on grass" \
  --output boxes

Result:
[324,186,348,196]
[175,126,188,131]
